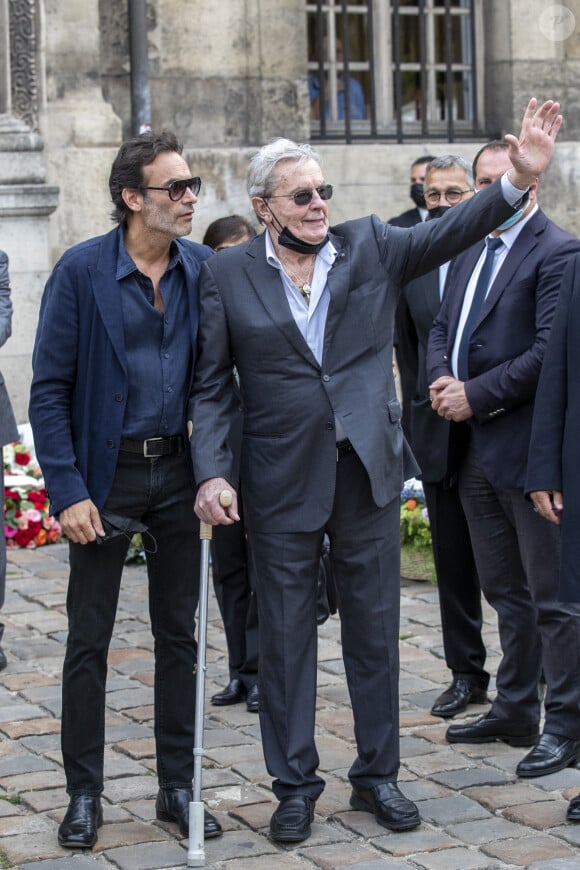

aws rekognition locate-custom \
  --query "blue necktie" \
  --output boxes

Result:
[457,236,503,380]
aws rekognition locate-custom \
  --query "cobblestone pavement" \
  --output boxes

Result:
[1,544,580,869]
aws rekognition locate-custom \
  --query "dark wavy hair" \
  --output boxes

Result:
[202,215,257,250]
[109,130,183,226]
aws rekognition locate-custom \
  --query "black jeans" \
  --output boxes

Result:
[62,448,200,795]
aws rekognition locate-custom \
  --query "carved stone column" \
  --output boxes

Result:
[0,0,59,423]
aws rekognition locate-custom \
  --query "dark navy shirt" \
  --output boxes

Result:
[116,233,192,438]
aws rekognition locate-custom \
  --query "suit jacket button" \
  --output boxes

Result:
[322,374,330,382]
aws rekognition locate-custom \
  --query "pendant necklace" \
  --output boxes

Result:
[281,255,316,304]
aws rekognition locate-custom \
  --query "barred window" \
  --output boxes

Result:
[307,0,484,143]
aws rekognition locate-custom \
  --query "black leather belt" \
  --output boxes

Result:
[119,435,184,458]
[336,439,356,461]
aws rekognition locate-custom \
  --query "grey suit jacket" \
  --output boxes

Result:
[0,252,18,447]
[191,179,522,533]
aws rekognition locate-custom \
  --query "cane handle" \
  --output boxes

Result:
[199,490,233,540]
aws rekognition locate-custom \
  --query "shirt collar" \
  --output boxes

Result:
[115,231,183,281]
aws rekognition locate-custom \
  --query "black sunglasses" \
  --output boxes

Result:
[267,184,333,207]
[141,176,202,202]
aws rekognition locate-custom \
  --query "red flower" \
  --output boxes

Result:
[14,451,31,466]
[14,527,35,547]
[28,490,48,509]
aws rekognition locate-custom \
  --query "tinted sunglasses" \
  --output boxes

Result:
[267,184,333,206]
[141,176,202,201]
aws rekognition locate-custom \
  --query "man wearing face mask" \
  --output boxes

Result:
[396,156,491,720]
[389,156,435,433]
[427,140,580,777]
[191,103,565,843]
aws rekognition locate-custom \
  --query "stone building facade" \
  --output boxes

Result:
[0,0,579,420]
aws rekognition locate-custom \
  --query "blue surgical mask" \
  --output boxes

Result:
[496,208,524,232]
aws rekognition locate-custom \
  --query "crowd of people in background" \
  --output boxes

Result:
[3,96,580,850]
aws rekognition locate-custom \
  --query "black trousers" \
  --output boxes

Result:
[61,449,200,795]
[423,479,488,688]
[211,490,258,690]
[249,452,401,800]
[459,441,580,737]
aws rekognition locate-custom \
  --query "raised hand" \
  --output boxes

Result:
[505,98,562,189]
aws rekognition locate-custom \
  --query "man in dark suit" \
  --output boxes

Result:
[29,132,222,848]
[526,252,580,821]
[390,155,435,433]
[398,156,490,719]
[389,155,435,229]
[0,250,19,671]
[427,140,580,776]
[191,100,562,843]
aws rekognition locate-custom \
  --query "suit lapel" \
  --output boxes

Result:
[244,240,320,368]
[478,216,541,323]
[447,242,485,343]
[423,269,441,321]
[322,233,350,359]
[91,229,128,373]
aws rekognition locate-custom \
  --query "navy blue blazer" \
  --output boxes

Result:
[427,208,580,490]
[526,253,580,601]
[29,226,212,515]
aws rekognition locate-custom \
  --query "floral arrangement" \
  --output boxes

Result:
[400,479,432,550]
[3,440,62,549]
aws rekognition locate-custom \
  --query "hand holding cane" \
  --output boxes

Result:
[188,489,233,867]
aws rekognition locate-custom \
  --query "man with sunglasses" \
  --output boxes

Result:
[29,131,223,849]
[191,100,564,843]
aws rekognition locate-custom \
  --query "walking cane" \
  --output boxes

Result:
[188,489,233,867]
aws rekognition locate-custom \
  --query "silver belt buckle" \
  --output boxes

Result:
[143,437,163,457]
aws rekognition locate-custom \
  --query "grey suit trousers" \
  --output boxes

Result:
[249,450,401,800]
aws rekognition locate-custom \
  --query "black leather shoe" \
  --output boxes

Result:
[211,678,246,706]
[155,787,222,839]
[567,794,580,821]
[430,678,489,719]
[246,683,259,713]
[58,795,103,848]
[350,783,420,832]
[516,733,580,778]
[446,713,539,747]
[269,795,315,842]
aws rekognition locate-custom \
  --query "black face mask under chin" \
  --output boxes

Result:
[264,199,329,255]
[278,225,329,255]
[410,182,426,209]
